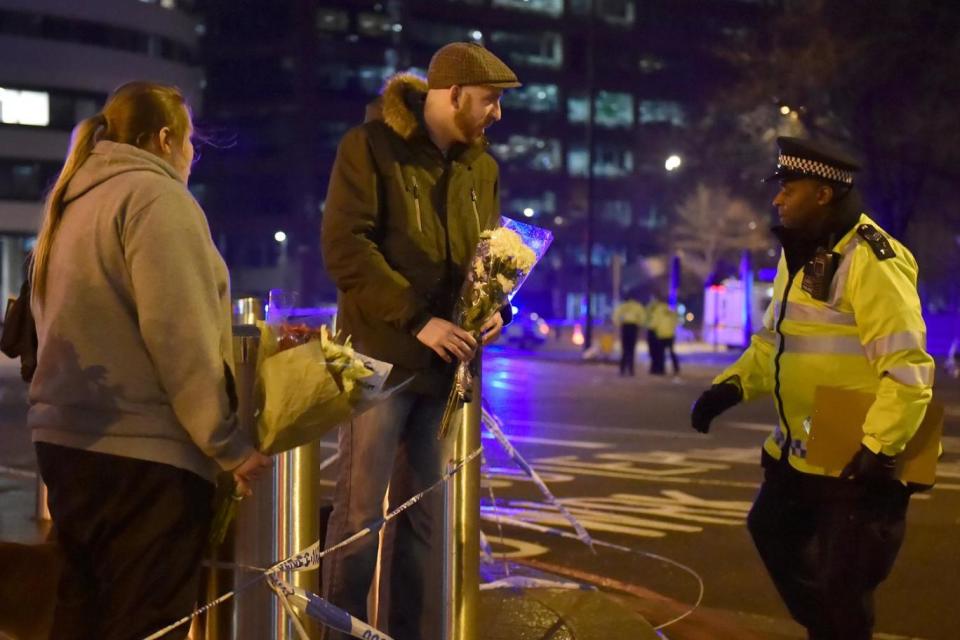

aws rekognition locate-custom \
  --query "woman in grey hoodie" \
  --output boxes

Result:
[28,82,271,640]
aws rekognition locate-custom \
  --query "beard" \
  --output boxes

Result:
[453,93,491,143]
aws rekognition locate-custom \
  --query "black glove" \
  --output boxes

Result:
[839,445,897,483]
[690,381,742,433]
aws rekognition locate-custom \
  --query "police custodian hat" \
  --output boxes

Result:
[427,42,522,90]
[766,136,861,185]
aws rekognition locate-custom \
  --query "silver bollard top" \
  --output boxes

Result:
[233,297,264,327]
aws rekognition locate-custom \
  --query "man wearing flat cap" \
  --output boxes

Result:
[691,137,934,639]
[320,43,520,639]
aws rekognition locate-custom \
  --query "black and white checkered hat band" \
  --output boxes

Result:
[777,154,854,184]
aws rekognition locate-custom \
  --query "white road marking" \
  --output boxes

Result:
[481,432,610,449]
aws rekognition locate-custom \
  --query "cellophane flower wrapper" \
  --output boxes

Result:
[255,323,376,455]
[438,219,553,437]
[210,322,396,545]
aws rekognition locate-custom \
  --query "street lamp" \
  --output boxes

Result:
[274,230,287,243]
[664,154,682,172]
[522,207,535,218]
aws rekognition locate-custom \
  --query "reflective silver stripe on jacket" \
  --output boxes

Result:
[864,330,926,361]
[885,363,935,387]
[828,235,862,306]
[774,301,856,326]
[756,329,776,345]
[777,333,864,355]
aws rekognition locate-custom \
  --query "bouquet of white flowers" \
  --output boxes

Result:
[437,218,552,438]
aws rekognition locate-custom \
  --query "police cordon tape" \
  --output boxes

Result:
[481,401,595,551]
[140,446,484,640]
[270,575,394,640]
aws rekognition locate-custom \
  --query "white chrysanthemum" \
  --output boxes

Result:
[496,273,515,294]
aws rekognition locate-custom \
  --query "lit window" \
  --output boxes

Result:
[358,12,397,37]
[507,192,557,217]
[598,0,635,26]
[638,100,686,126]
[491,0,563,18]
[317,9,349,32]
[594,146,634,177]
[490,31,563,69]
[488,135,562,172]
[567,145,634,177]
[595,91,633,128]
[501,84,559,113]
[638,55,665,73]
[567,95,590,123]
[567,148,589,176]
[0,88,50,126]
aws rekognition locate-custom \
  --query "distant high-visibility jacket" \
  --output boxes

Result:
[613,300,647,326]
[648,301,679,339]
[714,213,934,476]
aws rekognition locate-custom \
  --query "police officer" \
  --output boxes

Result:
[690,137,934,640]
[612,291,646,376]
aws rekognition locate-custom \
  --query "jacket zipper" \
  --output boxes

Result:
[772,270,797,458]
[469,187,482,236]
[410,175,423,233]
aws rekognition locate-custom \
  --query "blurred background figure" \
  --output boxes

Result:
[612,291,646,376]
[648,295,681,377]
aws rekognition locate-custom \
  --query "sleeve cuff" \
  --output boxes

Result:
[407,310,433,336]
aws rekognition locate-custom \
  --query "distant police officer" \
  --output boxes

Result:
[612,292,647,376]
[691,137,935,640]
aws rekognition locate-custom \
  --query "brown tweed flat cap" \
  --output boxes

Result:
[427,42,522,89]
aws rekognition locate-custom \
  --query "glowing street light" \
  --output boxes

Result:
[523,207,535,218]
[664,154,682,172]
[274,230,287,243]
[780,105,791,115]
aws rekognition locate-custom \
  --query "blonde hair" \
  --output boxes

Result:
[31,82,191,301]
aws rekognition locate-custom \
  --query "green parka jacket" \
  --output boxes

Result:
[321,73,502,394]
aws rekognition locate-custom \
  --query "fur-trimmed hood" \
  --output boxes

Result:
[367,72,428,140]
[366,72,488,158]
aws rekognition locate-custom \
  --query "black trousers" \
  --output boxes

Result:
[747,453,910,640]
[619,323,639,375]
[647,329,666,374]
[35,443,214,640]
[662,336,680,374]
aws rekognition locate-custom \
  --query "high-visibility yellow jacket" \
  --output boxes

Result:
[613,300,647,326]
[648,301,679,339]
[714,214,934,476]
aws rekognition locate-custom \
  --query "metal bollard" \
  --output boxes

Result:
[35,476,50,522]
[442,355,481,640]
[197,318,322,639]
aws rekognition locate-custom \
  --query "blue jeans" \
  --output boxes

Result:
[321,391,449,640]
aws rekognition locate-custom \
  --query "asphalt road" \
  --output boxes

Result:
[451,347,960,640]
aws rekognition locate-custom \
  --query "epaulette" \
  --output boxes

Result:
[856,224,896,261]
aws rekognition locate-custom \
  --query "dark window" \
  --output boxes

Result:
[0,8,196,65]
[0,159,60,201]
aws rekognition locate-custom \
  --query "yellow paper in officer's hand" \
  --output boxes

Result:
[807,386,942,485]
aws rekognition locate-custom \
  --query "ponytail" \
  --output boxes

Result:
[30,113,106,303]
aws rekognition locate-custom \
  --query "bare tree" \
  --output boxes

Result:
[670,183,773,286]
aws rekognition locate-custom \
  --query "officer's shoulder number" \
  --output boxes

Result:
[856,224,896,261]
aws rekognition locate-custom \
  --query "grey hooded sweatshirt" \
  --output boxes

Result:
[29,140,253,482]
